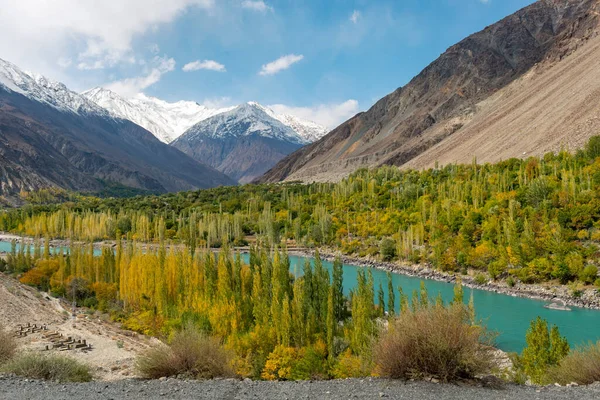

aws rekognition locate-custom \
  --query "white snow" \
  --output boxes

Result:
[83,88,235,143]
[0,56,329,146]
[0,58,111,117]
[248,102,328,143]
[83,89,328,144]
[179,102,308,145]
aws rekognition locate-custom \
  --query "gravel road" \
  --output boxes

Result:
[1,376,599,400]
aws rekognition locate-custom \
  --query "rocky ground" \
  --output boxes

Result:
[0,272,156,380]
[1,376,599,400]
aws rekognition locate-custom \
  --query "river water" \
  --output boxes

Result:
[2,241,598,353]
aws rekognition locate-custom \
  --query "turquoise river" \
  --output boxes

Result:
[1,241,599,353]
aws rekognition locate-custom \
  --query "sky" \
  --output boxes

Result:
[0,0,536,128]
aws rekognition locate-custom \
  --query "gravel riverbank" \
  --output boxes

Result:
[1,376,599,400]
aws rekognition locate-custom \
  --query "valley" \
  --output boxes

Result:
[2,0,600,397]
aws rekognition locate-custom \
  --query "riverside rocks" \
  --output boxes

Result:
[290,249,600,310]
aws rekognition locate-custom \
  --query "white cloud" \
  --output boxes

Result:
[350,10,361,24]
[259,54,304,76]
[201,97,234,108]
[269,100,360,129]
[57,57,72,68]
[182,60,226,72]
[0,0,213,81]
[105,56,175,97]
[241,1,273,12]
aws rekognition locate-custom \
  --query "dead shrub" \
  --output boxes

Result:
[375,303,494,382]
[4,352,92,382]
[136,327,234,379]
[0,323,17,365]
[546,341,600,385]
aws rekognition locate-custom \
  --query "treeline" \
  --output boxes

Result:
[5,137,600,287]
[8,241,588,384]
[6,240,459,379]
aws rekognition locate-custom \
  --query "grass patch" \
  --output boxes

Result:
[0,324,17,365]
[4,353,92,382]
[136,327,234,380]
[375,303,494,382]
[546,341,600,385]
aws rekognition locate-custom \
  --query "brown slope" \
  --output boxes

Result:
[0,88,237,197]
[404,25,600,169]
[258,0,600,183]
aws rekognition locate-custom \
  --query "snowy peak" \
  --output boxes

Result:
[247,102,328,143]
[82,88,233,143]
[177,102,306,145]
[82,85,328,145]
[0,58,111,117]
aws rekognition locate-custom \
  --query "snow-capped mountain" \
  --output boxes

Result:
[0,58,112,117]
[0,57,235,196]
[172,103,308,183]
[248,102,328,143]
[83,87,233,143]
[82,88,328,144]
[177,103,306,144]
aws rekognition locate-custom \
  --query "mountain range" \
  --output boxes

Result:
[172,103,307,183]
[82,88,328,184]
[0,58,236,200]
[258,0,600,183]
[83,88,328,145]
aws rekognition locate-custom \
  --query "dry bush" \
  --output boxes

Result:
[136,328,234,379]
[375,303,494,382]
[546,341,600,385]
[4,352,92,382]
[0,323,17,364]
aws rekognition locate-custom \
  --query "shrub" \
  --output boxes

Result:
[506,277,516,288]
[0,324,17,364]
[331,349,372,379]
[261,345,297,380]
[474,273,487,285]
[520,317,569,385]
[546,341,600,385]
[379,238,396,261]
[136,327,233,379]
[579,265,598,284]
[374,303,494,382]
[4,353,92,382]
[291,340,329,380]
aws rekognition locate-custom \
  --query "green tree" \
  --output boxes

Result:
[379,238,396,261]
[387,272,395,316]
[521,317,570,384]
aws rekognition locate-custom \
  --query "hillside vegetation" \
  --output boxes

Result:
[5,137,600,288]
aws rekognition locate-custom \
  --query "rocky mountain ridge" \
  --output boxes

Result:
[258,0,600,183]
[0,58,236,199]
[172,103,306,183]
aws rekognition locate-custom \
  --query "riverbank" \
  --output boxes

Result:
[289,249,600,310]
[0,375,598,400]
[2,232,599,310]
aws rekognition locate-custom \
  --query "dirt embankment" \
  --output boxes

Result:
[0,273,157,381]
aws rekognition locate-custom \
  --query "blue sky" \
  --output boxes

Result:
[0,0,535,127]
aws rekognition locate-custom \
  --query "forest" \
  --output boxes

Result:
[2,139,600,382]
[4,137,600,289]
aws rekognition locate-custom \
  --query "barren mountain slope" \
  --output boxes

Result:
[258,0,600,183]
[404,30,600,169]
